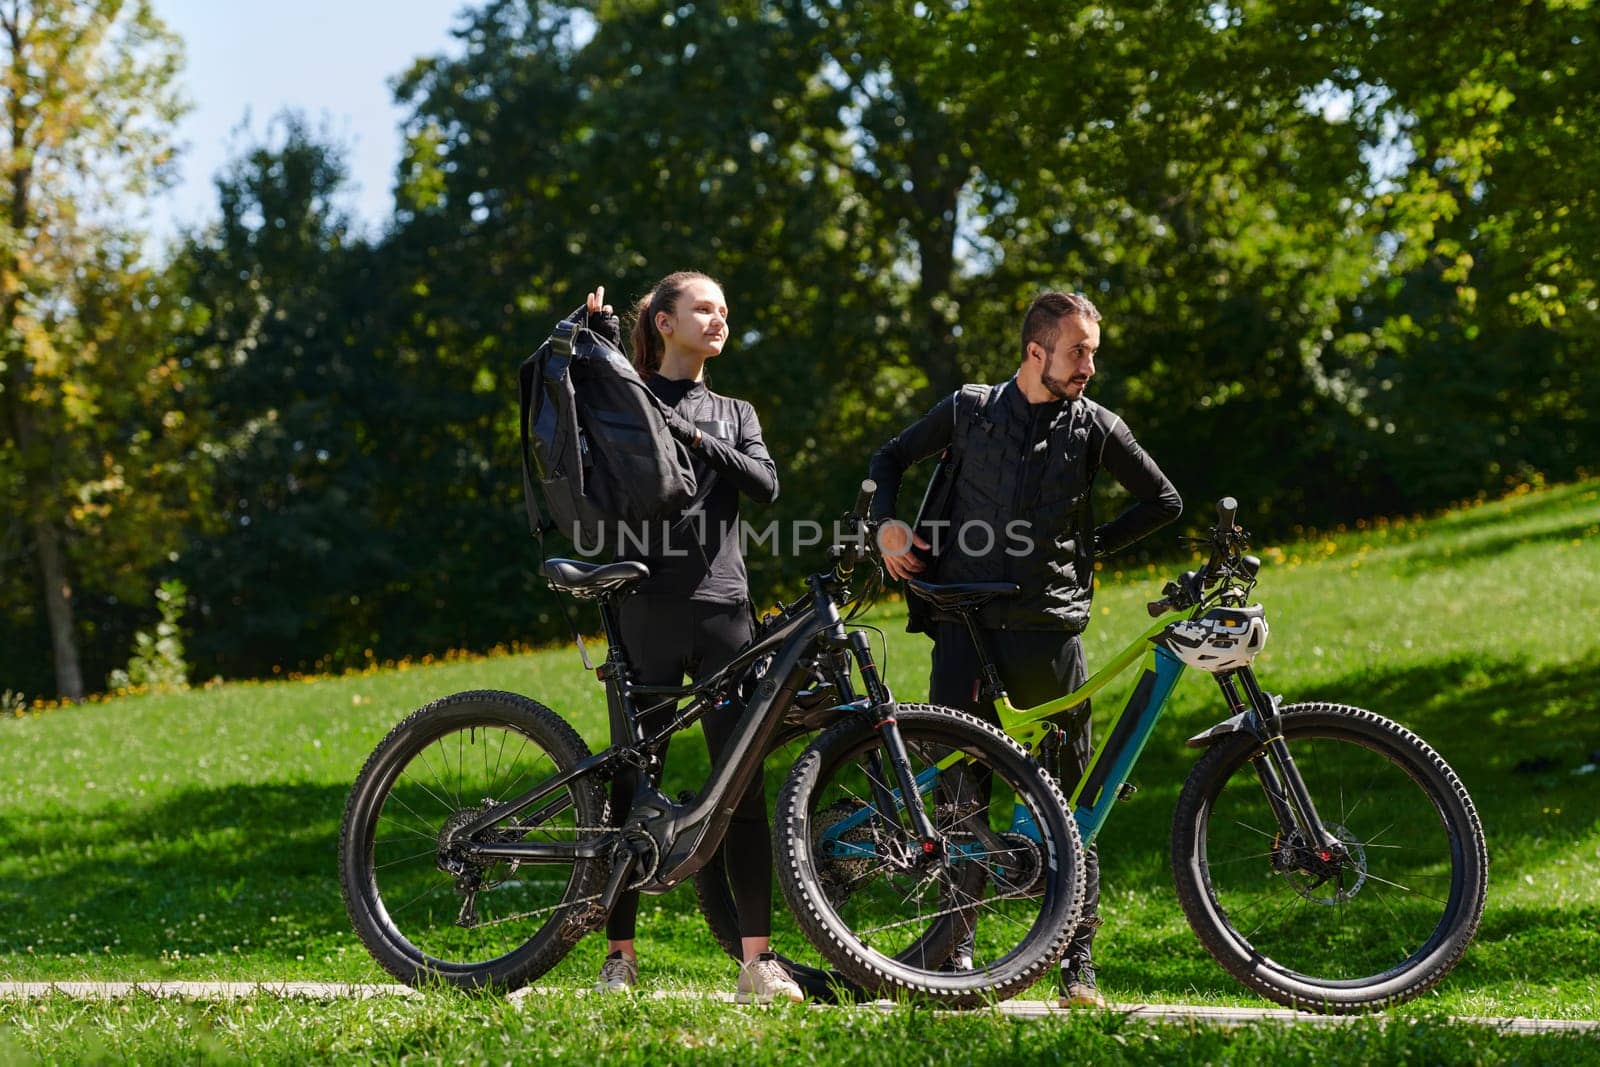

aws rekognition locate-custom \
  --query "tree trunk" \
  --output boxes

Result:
[906,131,966,400]
[916,213,960,398]
[31,513,84,702]
[4,384,85,703]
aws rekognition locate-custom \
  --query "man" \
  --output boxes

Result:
[869,290,1181,1009]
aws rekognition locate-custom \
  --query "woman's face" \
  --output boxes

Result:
[657,278,728,359]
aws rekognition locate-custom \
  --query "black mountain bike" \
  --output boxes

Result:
[338,485,1085,1006]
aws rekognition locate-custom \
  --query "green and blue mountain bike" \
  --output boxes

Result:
[699,496,1488,1013]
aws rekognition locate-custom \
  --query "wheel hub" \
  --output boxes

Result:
[1274,823,1368,904]
[435,803,522,886]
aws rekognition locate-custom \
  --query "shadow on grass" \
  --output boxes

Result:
[1294,651,1600,847]
[1416,480,1598,539]
[0,781,352,965]
[1382,512,1600,574]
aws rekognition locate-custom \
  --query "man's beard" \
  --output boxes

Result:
[1042,352,1086,400]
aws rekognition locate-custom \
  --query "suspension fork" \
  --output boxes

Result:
[1222,669,1343,856]
[850,629,940,847]
[814,575,937,847]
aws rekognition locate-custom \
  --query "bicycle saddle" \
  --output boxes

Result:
[905,579,1021,612]
[540,558,650,598]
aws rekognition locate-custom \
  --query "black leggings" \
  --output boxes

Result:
[930,623,1101,961]
[608,596,771,942]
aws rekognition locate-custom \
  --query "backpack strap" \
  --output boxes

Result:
[951,382,996,458]
[519,321,595,670]
[912,383,994,535]
[518,346,551,541]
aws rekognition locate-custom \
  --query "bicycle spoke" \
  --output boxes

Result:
[350,706,610,975]
[376,846,444,870]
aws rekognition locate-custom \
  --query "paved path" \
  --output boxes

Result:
[1,983,1594,1035]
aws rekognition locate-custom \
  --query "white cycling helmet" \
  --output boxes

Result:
[1156,606,1269,672]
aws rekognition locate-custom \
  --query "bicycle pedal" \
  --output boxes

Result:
[1117,782,1139,802]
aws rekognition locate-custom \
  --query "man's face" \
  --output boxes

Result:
[1034,315,1099,400]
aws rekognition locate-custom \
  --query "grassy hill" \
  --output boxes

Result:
[3,480,1598,1062]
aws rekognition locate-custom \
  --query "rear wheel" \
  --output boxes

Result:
[775,705,1084,1007]
[1172,703,1488,1012]
[338,690,611,989]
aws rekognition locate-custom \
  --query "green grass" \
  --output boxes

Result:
[5,994,1600,1066]
[3,479,1599,1062]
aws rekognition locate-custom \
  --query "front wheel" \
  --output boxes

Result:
[1172,703,1488,1012]
[775,705,1084,1007]
[338,690,611,989]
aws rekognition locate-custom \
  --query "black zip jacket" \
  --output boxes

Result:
[869,377,1181,632]
[621,374,779,603]
[584,307,778,602]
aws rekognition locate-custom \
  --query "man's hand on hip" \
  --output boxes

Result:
[877,520,930,581]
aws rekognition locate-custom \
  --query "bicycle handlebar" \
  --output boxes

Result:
[1216,496,1238,535]
[1149,496,1252,617]
[852,479,877,525]
[828,479,879,576]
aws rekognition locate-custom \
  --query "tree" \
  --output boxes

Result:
[175,116,400,679]
[0,0,190,700]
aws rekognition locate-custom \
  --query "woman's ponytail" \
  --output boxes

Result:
[628,292,662,375]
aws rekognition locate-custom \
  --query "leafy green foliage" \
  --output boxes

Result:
[4,0,1597,690]
[107,579,190,693]
[170,116,405,680]
[0,0,197,700]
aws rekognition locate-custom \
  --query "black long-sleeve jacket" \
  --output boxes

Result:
[869,378,1181,632]
[620,374,778,603]
[584,305,778,603]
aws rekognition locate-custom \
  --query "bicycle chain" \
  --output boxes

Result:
[442,825,620,932]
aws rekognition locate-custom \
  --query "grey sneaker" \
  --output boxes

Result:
[594,951,637,993]
[1058,959,1107,1009]
[735,952,804,1004]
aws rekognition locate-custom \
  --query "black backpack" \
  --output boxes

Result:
[518,308,697,548]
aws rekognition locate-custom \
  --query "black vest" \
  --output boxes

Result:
[935,380,1120,632]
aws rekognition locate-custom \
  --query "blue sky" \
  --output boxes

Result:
[149,0,470,244]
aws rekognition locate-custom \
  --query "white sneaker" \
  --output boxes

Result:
[735,952,804,1004]
[594,951,637,993]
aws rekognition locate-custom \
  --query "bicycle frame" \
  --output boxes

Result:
[454,566,916,903]
[979,610,1189,845]
[825,606,1339,874]
[979,604,1340,854]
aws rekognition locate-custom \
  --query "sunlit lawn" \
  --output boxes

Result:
[3,479,1598,1061]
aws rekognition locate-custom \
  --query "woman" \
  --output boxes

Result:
[582,272,798,1004]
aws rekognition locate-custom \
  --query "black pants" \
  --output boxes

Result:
[608,596,770,942]
[930,623,1101,963]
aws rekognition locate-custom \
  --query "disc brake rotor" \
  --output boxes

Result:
[1276,823,1368,904]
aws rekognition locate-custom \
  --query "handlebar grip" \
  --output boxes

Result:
[853,479,877,523]
[1216,496,1238,533]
